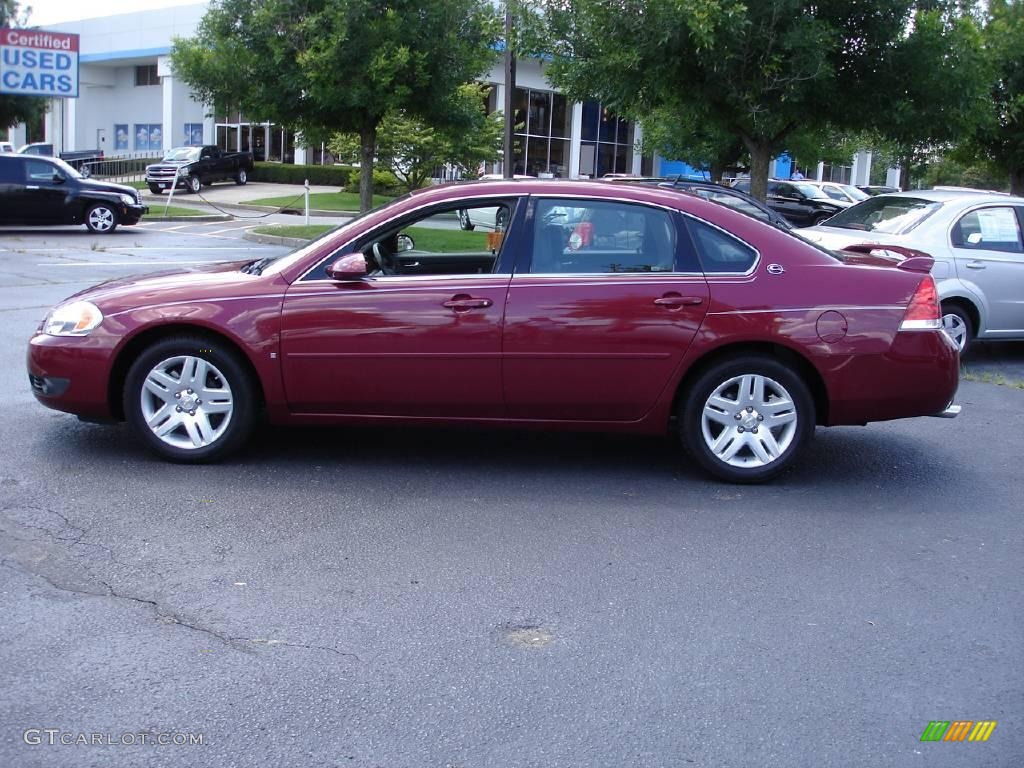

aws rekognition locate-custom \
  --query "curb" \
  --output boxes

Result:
[138,194,354,218]
[142,214,231,222]
[242,231,311,247]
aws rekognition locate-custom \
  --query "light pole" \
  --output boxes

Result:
[502,1,516,179]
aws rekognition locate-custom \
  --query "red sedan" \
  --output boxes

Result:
[27,181,959,482]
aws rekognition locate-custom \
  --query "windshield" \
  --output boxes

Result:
[257,193,413,276]
[162,147,201,162]
[840,184,869,201]
[790,182,831,200]
[821,196,942,234]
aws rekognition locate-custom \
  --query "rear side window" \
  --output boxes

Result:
[952,207,1023,253]
[686,218,758,273]
[0,157,23,183]
[530,198,677,274]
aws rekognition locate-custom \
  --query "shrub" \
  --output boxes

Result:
[249,162,356,187]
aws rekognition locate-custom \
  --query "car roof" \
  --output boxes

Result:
[878,189,1024,205]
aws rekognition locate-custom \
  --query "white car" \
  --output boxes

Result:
[457,174,535,231]
[803,180,870,205]
[0,142,14,153]
[798,189,1024,351]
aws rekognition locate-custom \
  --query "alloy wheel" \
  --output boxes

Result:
[88,206,115,232]
[941,313,968,352]
[140,355,234,450]
[700,374,798,468]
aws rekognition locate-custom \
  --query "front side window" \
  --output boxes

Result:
[687,218,758,273]
[25,159,58,182]
[952,207,1023,253]
[529,198,677,274]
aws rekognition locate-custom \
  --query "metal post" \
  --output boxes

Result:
[304,178,310,225]
[502,2,516,179]
[165,166,182,216]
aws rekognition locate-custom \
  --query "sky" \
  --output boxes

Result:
[24,0,203,26]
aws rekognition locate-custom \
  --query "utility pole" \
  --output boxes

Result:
[502,1,516,179]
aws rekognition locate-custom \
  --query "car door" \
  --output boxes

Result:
[950,205,1024,333]
[198,146,219,179]
[769,182,811,225]
[279,198,523,417]
[502,196,709,421]
[14,158,70,223]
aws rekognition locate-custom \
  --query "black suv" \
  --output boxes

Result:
[731,179,847,226]
[608,178,792,229]
[0,155,146,233]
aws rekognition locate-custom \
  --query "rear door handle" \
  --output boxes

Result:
[25,185,39,190]
[443,296,493,311]
[964,261,986,269]
[654,295,704,308]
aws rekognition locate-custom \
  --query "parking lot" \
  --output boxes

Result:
[1,221,1022,767]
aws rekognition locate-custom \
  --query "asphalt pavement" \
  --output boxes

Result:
[0,219,1022,768]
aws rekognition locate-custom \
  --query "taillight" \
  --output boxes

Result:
[899,276,941,331]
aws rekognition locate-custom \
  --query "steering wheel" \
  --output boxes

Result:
[372,241,396,275]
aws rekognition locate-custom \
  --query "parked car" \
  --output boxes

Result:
[145,145,253,194]
[28,180,959,482]
[802,180,870,205]
[612,178,792,229]
[0,154,146,233]
[17,142,104,176]
[797,189,1024,351]
[857,185,900,196]
[731,179,850,226]
[0,141,15,153]
[457,174,535,230]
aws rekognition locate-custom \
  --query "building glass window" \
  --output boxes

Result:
[579,100,635,177]
[134,65,159,87]
[508,88,574,178]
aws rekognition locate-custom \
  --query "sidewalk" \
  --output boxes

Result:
[139,181,350,216]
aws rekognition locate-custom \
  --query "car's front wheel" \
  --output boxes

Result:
[124,337,257,463]
[811,212,834,226]
[457,209,475,231]
[235,169,248,185]
[85,203,118,234]
[940,303,973,353]
[148,184,162,195]
[680,356,814,483]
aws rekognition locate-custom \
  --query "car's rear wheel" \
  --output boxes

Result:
[680,356,814,483]
[124,337,256,463]
[186,174,201,194]
[940,303,973,353]
[85,203,118,234]
[811,212,833,226]
[457,209,475,231]
[235,169,248,185]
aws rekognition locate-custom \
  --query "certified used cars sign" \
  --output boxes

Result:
[0,28,79,98]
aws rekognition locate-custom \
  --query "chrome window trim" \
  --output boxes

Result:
[294,192,524,283]
[676,210,762,277]
[297,272,512,286]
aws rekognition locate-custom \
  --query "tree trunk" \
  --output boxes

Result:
[746,142,772,202]
[1010,166,1024,197]
[900,154,912,192]
[359,123,377,213]
[709,160,724,184]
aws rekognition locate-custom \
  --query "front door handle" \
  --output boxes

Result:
[654,294,704,309]
[964,261,986,270]
[25,185,39,190]
[443,295,493,311]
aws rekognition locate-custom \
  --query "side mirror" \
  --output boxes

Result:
[966,232,983,245]
[397,233,415,252]
[326,253,368,281]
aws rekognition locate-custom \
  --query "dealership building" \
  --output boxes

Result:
[7,3,881,184]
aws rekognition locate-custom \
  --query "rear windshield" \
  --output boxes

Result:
[821,196,941,235]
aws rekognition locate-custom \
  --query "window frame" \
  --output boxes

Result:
[134,64,159,87]
[950,204,1024,254]
[678,211,762,277]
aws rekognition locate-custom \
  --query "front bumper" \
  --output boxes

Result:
[27,333,116,420]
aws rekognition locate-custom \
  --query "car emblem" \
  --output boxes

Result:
[766,263,785,275]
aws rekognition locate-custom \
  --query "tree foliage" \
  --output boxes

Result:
[329,84,503,192]
[171,0,500,211]
[542,0,918,200]
[0,1,49,134]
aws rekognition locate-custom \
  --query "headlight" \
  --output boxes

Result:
[43,301,103,336]
[119,193,136,206]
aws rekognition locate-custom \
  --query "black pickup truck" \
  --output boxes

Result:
[145,146,253,194]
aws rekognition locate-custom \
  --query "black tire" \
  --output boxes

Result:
[679,355,815,483]
[457,209,475,231]
[84,203,119,234]
[186,174,201,194]
[811,212,833,226]
[940,302,974,353]
[235,168,248,185]
[123,336,257,463]
[495,206,510,231]
[148,184,162,195]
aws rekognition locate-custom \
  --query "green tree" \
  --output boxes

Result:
[171,0,500,211]
[544,0,918,200]
[966,0,1024,195]
[639,104,743,182]
[0,1,48,134]
[329,84,502,192]
[878,5,991,190]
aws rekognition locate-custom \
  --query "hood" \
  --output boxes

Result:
[148,159,192,166]
[61,260,262,313]
[77,177,140,198]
